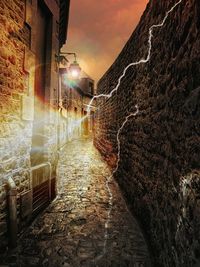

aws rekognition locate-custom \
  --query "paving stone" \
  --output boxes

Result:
[1,139,151,266]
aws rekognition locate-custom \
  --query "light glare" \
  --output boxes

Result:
[71,69,79,78]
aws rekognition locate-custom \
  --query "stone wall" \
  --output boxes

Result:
[0,0,61,249]
[0,0,31,248]
[94,0,200,266]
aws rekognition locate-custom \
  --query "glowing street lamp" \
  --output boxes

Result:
[69,61,81,79]
[55,52,82,100]
[56,52,81,79]
[68,53,81,79]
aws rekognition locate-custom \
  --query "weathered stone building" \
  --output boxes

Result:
[94,0,200,266]
[59,71,95,144]
[0,0,70,249]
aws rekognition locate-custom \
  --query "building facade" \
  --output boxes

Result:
[59,71,95,145]
[0,0,70,249]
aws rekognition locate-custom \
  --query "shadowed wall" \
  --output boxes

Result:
[94,0,200,266]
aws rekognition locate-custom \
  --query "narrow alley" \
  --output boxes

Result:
[1,1,199,266]
[2,139,150,267]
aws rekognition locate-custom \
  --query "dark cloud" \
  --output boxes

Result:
[63,0,148,83]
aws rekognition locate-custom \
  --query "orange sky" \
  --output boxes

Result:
[62,0,149,84]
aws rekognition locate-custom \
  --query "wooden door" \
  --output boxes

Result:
[31,1,49,166]
[31,1,54,215]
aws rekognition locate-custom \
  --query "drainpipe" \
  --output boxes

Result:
[6,177,17,248]
[46,162,52,201]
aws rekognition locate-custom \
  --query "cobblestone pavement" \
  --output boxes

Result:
[1,139,151,267]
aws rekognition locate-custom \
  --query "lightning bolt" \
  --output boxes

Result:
[87,0,182,112]
[90,0,183,261]
[102,106,139,254]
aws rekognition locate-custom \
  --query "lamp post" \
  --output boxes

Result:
[63,52,81,79]
[56,52,81,79]
[56,52,81,107]
[55,52,81,148]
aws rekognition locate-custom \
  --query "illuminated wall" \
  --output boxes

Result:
[0,0,64,248]
[60,74,95,145]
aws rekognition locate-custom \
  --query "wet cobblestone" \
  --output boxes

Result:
[1,139,151,267]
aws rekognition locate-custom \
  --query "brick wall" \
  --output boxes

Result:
[0,0,31,248]
[0,0,60,249]
[94,0,200,266]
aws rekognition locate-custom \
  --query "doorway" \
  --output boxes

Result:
[82,110,89,136]
[30,1,54,215]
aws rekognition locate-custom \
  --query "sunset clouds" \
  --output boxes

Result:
[63,0,149,83]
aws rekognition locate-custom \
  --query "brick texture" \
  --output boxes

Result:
[0,0,60,249]
[0,0,31,248]
[94,0,200,266]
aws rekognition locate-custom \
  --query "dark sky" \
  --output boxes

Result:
[63,0,149,83]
